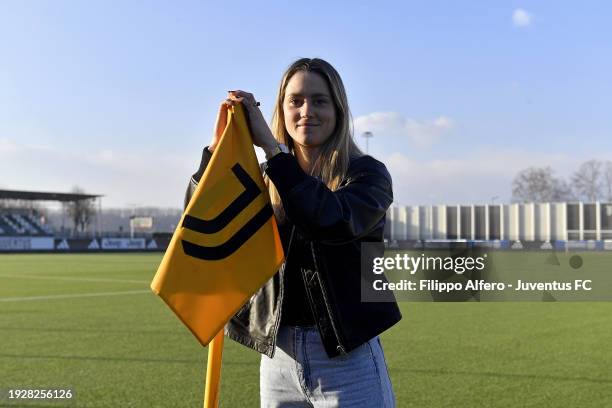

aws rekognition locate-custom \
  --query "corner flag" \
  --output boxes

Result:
[151,103,284,346]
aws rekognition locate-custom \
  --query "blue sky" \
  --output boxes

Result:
[1,1,610,207]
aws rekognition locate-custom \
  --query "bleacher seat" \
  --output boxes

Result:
[0,214,22,234]
[0,212,54,236]
[12,214,38,235]
[26,214,53,235]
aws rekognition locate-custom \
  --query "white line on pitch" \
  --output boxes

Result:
[0,290,150,302]
[0,274,148,284]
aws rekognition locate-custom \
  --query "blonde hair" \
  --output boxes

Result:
[266,58,363,220]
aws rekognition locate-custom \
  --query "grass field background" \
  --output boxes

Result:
[1,254,611,407]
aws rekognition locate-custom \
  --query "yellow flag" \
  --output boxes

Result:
[151,104,284,346]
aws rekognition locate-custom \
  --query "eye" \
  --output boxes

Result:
[315,99,328,105]
[287,98,303,107]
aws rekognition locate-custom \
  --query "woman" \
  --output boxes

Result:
[186,58,401,407]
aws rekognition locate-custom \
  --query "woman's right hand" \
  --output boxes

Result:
[227,90,277,151]
[210,91,278,154]
[208,102,229,153]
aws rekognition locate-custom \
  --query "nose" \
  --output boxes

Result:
[299,101,314,118]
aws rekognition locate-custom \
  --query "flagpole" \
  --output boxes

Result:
[203,330,225,408]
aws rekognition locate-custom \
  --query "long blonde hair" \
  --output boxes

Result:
[266,58,363,220]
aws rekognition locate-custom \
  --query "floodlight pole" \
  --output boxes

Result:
[362,131,373,154]
[97,197,102,238]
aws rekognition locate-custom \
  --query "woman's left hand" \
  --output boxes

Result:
[227,90,277,150]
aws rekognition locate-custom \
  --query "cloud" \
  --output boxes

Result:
[512,8,533,27]
[0,138,19,153]
[384,149,570,205]
[353,112,454,148]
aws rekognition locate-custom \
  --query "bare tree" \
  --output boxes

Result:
[571,160,604,202]
[512,167,573,203]
[604,161,612,202]
[65,186,96,234]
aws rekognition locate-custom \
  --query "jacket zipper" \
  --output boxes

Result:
[309,241,347,355]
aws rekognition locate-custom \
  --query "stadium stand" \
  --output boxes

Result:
[0,211,53,236]
[0,213,23,235]
[0,189,102,239]
[0,189,174,253]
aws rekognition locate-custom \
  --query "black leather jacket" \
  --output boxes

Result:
[186,148,401,358]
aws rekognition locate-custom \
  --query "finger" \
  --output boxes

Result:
[217,101,229,116]
[225,97,240,106]
[229,90,252,97]
[230,96,261,110]
[229,90,255,103]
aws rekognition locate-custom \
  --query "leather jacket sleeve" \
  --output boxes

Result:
[184,147,213,209]
[265,152,393,245]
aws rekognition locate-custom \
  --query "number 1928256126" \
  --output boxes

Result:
[5,388,74,400]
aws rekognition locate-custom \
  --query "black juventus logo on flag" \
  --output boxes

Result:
[181,163,273,260]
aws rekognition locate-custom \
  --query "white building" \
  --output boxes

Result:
[386,202,612,244]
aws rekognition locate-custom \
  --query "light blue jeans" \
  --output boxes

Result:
[260,326,395,407]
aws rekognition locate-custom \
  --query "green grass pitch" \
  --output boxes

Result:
[1,254,611,407]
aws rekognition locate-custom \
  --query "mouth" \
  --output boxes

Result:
[297,124,319,128]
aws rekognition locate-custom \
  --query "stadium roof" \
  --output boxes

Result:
[0,189,103,202]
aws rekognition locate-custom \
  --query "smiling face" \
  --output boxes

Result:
[282,71,337,149]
